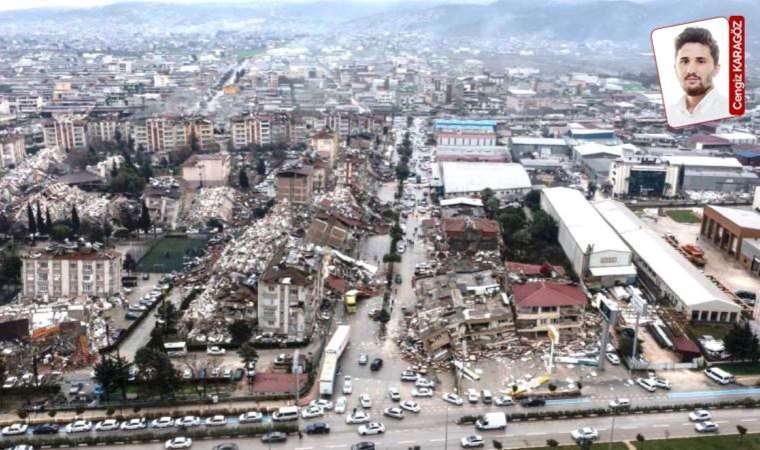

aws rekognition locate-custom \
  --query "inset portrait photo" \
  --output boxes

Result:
[651,18,730,128]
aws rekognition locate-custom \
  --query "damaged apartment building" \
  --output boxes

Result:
[257,244,328,342]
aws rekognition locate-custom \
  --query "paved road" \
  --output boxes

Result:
[59,407,760,450]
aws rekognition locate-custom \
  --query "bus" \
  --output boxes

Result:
[164,341,188,357]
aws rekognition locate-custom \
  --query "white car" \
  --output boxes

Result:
[400,371,418,382]
[412,387,434,397]
[360,393,372,408]
[388,387,401,401]
[466,388,480,403]
[182,369,193,379]
[358,422,386,436]
[689,409,712,422]
[150,417,174,429]
[695,421,719,433]
[2,377,18,389]
[346,410,371,424]
[343,376,353,394]
[301,405,324,419]
[165,437,193,449]
[571,427,599,442]
[609,398,631,409]
[415,378,435,389]
[204,415,227,426]
[310,399,334,411]
[65,420,93,433]
[494,395,514,406]
[383,407,404,420]
[222,369,232,379]
[120,418,147,431]
[95,419,121,431]
[651,377,672,390]
[606,353,621,365]
[174,416,201,428]
[400,400,421,413]
[442,393,464,406]
[335,397,348,414]
[1,424,28,436]
[239,411,263,423]
[635,377,656,393]
[460,435,484,448]
[206,346,226,355]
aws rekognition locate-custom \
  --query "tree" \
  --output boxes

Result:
[0,248,21,286]
[529,210,558,244]
[617,335,643,360]
[546,439,559,448]
[239,342,259,364]
[636,433,645,448]
[190,130,200,154]
[737,424,748,440]
[238,168,250,190]
[256,158,267,176]
[228,320,254,344]
[26,203,36,235]
[524,189,541,210]
[480,188,499,219]
[45,208,52,234]
[94,356,131,402]
[383,252,401,263]
[492,441,503,449]
[35,202,43,234]
[134,347,179,397]
[548,383,557,393]
[50,224,74,242]
[157,301,180,333]
[138,201,151,233]
[70,205,80,235]
[377,309,391,323]
[123,253,136,272]
[724,321,759,361]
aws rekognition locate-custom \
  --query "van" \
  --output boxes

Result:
[704,367,735,385]
[272,406,299,422]
[481,390,493,404]
[475,411,507,430]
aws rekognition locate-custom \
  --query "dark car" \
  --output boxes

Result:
[212,444,239,450]
[370,358,383,371]
[520,397,546,407]
[33,423,60,435]
[233,368,245,381]
[735,290,756,300]
[351,442,376,450]
[261,431,288,443]
[305,422,330,434]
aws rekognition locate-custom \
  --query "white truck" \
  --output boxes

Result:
[475,412,507,430]
[318,325,351,396]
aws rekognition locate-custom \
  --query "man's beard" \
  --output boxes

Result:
[683,78,712,96]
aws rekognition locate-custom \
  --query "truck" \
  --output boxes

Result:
[318,325,351,396]
[344,290,358,314]
[475,412,507,430]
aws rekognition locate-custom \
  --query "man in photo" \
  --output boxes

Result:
[667,27,727,127]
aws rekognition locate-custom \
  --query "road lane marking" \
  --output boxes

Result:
[715,420,728,424]
[526,432,546,436]
[295,447,314,450]
[398,440,416,444]
[741,419,758,422]
[326,446,347,449]
[653,424,670,428]
[430,438,445,442]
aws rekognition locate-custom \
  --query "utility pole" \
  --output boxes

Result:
[608,413,616,450]
[444,404,449,450]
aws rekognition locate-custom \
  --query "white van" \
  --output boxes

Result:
[272,406,299,422]
[475,412,507,430]
[704,367,735,385]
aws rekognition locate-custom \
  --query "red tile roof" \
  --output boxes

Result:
[251,373,308,394]
[326,275,349,294]
[513,281,587,307]
[505,261,566,277]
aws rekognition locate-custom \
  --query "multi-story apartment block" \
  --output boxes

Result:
[0,134,27,169]
[257,248,324,341]
[181,153,231,189]
[228,113,291,149]
[132,117,214,153]
[86,117,122,143]
[22,246,122,299]
[511,281,587,339]
[43,115,88,150]
[310,129,339,168]
[275,166,314,205]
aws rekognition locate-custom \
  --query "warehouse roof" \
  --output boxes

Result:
[511,137,568,146]
[439,162,531,194]
[594,200,740,313]
[573,142,624,157]
[664,156,743,169]
[706,205,760,230]
[542,187,631,254]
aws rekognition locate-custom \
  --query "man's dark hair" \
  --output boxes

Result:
[675,27,719,63]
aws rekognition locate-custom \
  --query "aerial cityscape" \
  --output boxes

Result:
[0,1,759,450]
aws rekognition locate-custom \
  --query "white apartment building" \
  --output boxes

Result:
[0,134,27,169]
[22,248,122,299]
[43,115,88,150]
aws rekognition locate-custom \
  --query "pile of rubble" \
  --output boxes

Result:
[0,146,66,206]
[181,186,237,226]
[13,183,113,223]
[86,154,124,179]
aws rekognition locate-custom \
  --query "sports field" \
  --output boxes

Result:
[136,236,207,273]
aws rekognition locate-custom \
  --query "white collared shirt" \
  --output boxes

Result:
[667,87,728,127]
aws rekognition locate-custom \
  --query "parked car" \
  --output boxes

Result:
[174,416,201,428]
[689,409,712,422]
[401,370,419,382]
[32,424,60,435]
[415,377,435,389]
[239,411,263,424]
[360,393,372,408]
[412,387,434,397]
[651,377,672,390]
[351,442,375,450]
[120,418,147,431]
[261,431,288,443]
[442,393,464,406]
[400,400,421,413]
[301,405,324,419]
[520,397,546,407]
[310,399,334,411]
[151,417,174,429]
[370,358,383,371]
[207,346,226,356]
[335,397,347,414]
[635,377,656,393]
[606,353,621,365]
[343,376,353,394]
[460,435,485,448]
[95,419,121,431]
[346,410,371,424]
[388,387,401,401]
[165,437,193,449]
[358,353,369,365]
[494,395,514,406]
[571,427,599,442]
[205,415,227,426]
[2,424,28,436]
[695,421,719,433]
[383,407,404,420]
[481,389,493,404]
[65,420,93,433]
[609,398,631,409]
[304,422,330,435]
[211,444,237,450]
[466,388,480,403]
[358,422,386,436]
